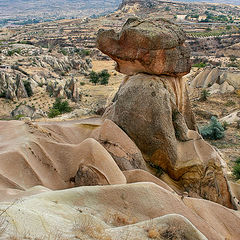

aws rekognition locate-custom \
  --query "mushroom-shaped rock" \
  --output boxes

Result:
[97,18,191,77]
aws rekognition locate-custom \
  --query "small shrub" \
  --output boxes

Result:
[200,89,210,101]
[99,70,110,85]
[14,114,25,120]
[200,116,225,140]
[60,71,67,76]
[0,91,6,98]
[237,120,240,129]
[192,62,207,68]
[233,158,240,180]
[6,48,21,56]
[23,81,33,97]
[89,70,110,85]
[80,82,85,86]
[48,108,61,118]
[225,100,235,106]
[222,121,228,130]
[59,48,68,56]
[48,98,72,118]
[230,55,237,62]
[53,98,72,113]
[89,71,99,85]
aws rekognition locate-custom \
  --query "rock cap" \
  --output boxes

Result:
[97,18,191,76]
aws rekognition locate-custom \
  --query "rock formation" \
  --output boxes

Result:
[99,18,236,209]
[0,118,148,193]
[64,78,81,102]
[0,119,239,239]
[190,67,239,94]
[97,18,191,77]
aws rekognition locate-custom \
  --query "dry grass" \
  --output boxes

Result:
[0,200,19,238]
[73,215,112,240]
[160,225,185,240]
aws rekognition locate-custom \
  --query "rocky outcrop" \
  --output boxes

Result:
[97,18,191,77]
[220,110,240,125]
[99,18,236,209]
[16,75,28,98]
[11,104,35,119]
[11,104,47,120]
[34,55,92,75]
[64,78,81,102]
[0,118,146,193]
[46,78,81,102]
[0,71,33,100]
[190,67,240,93]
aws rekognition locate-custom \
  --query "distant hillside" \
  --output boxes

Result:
[173,0,240,4]
[0,0,122,27]
[120,0,240,7]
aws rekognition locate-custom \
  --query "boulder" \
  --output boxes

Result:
[208,83,221,94]
[220,71,240,89]
[11,104,35,119]
[97,18,191,77]
[202,67,220,88]
[220,111,240,124]
[219,81,235,93]
[190,68,211,88]
[74,138,126,186]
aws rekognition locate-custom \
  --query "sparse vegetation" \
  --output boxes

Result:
[161,225,185,240]
[225,100,236,106]
[200,89,210,101]
[200,116,225,140]
[89,71,99,85]
[23,81,33,97]
[48,98,72,118]
[89,70,110,85]
[192,62,207,68]
[6,48,21,56]
[232,157,240,180]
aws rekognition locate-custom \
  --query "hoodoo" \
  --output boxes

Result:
[98,18,236,209]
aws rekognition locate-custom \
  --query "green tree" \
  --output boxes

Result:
[89,71,99,85]
[48,98,72,118]
[99,69,110,85]
[200,116,225,140]
[200,89,210,101]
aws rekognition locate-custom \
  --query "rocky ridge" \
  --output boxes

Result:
[189,67,240,94]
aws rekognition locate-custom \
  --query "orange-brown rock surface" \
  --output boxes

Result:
[97,18,191,77]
